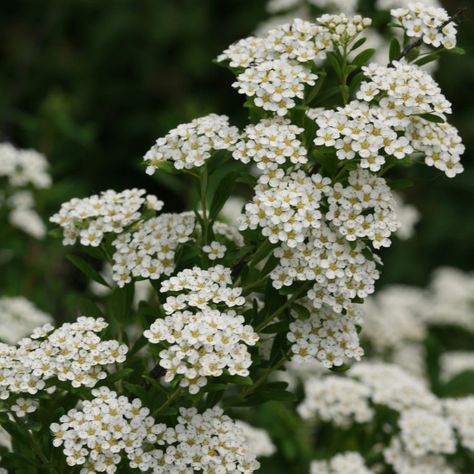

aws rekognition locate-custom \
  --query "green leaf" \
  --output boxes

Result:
[292,303,310,320]
[78,297,103,318]
[406,47,420,62]
[261,320,289,334]
[330,363,351,373]
[128,335,148,357]
[389,38,401,62]
[306,71,327,105]
[415,53,440,66]
[351,48,375,67]
[339,84,350,104]
[418,113,445,123]
[349,71,365,96]
[104,368,134,384]
[327,53,343,81]
[220,374,253,385]
[389,178,414,189]
[350,37,367,51]
[123,382,148,399]
[445,47,465,55]
[67,254,110,288]
[209,172,239,221]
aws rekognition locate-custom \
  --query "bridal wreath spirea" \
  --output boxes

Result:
[38,5,467,474]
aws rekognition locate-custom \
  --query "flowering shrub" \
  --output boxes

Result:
[0,3,471,474]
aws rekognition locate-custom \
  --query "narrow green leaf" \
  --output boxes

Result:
[67,254,110,288]
[418,113,445,123]
[389,38,401,62]
[351,48,375,67]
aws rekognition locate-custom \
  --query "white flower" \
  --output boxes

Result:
[203,241,227,260]
[11,397,39,418]
[144,114,239,173]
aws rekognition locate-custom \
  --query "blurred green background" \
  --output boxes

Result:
[0,0,473,305]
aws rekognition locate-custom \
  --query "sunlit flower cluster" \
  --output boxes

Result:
[391,3,457,50]
[50,188,163,246]
[233,118,307,170]
[310,452,372,474]
[0,296,53,344]
[144,114,239,173]
[111,212,195,287]
[298,376,373,426]
[0,317,127,400]
[288,302,363,367]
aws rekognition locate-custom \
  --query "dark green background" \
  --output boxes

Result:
[0,0,472,301]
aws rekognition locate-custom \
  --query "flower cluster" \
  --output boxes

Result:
[317,14,372,45]
[219,19,332,115]
[52,390,260,473]
[0,143,50,189]
[144,114,239,173]
[244,169,388,312]
[0,317,127,400]
[145,266,258,393]
[0,296,53,344]
[0,143,51,238]
[298,362,472,474]
[288,302,363,367]
[444,397,474,451]
[312,62,465,177]
[298,376,373,426]
[326,168,399,248]
[160,266,246,311]
[111,212,195,286]
[398,408,455,457]
[240,170,324,248]
[51,387,159,472]
[310,452,372,474]
[361,286,427,351]
[233,118,307,171]
[384,437,455,474]
[50,188,163,246]
[236,420,276,458]
[349,362,440,413]
[391,3,457,50]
